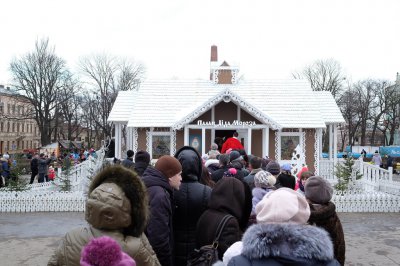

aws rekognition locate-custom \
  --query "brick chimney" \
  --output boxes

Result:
[211,45,218,62]
[210,45,218,80]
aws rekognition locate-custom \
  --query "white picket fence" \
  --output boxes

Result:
[0,148,106,212]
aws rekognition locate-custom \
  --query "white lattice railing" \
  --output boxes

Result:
[0,148,106,212]
[0,191,85,212]
[319,159,338,183]
[332,191,400,212]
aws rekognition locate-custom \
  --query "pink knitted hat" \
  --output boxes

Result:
[80,236,136,266]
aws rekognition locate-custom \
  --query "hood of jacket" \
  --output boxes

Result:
[241,223,335,262]
[175,146,202,182]
[208,177,252,230]
[142,166,173,195]
[87,165,148,237]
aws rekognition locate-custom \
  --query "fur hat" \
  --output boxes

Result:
[155,155,182,179]
[255,187,310,224]
[265,161,280,175]
[134,150,150,164]
[305,176,333,204]
[80,236,136,266]
[88,165,148,237]
[254,171,276,188]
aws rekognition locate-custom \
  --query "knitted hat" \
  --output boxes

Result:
[255,187,310,224]
[254,171,276,188]
[80,236,136,266]
[265,161,280,175]
[281,163,292,172]
[134,150,150,164]
[305,176,333,204]
[155,155,182,179]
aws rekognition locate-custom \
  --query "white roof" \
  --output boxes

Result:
[313,91,345,124]
[108,79,344,129]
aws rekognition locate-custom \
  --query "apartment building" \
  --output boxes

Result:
[0,85,40,154]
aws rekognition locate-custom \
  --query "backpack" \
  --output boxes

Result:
[187,214,233,266]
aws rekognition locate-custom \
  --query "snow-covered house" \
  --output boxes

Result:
[108,46,344,174]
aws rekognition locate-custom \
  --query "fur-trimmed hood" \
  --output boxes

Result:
[87,165,149,237]
[241,223,335,262]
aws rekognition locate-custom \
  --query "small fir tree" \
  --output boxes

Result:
[334,156,363,192]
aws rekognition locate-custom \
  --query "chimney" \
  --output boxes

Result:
[396,72,400,85]
[211,45,218,62]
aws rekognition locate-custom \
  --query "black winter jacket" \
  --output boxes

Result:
[173,146,212,266]
[142,167,174,266]
[196,177,252,260]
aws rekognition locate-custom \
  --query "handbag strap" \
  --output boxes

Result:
[213,214,234,244]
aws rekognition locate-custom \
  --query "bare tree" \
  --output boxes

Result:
[79,54,145,142]
[9,38,71,146]
[338,88,361,147]
[381,83,400,145]
[352,80,378,146]
[293,59,346,99]
[369,80,392,145]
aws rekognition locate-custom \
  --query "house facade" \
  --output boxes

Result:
[108,46,345,174]
[0,85,41,154]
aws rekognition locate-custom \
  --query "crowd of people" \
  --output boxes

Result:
[47,131,346,266]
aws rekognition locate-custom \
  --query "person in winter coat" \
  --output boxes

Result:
[305,176,346,266]
[251,171,276,214]
[296,170,314,196]
[142,155,183,266]
[47,165,160,266]
[121,150,135,170]
[29,153,39,184]
[195,177,252,261]
[1,154,10,186]
[38,153,51,183]
[275,163,296,189]
[211,154,230,183]
[225,187,340,266]
[244,156,263,190]
[173,146,212,266]
[371,150,382,166]
[227,150,247,181]
[134,150,151,177]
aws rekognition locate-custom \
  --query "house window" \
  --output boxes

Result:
[277,132,303,162]
[147,130,174,159]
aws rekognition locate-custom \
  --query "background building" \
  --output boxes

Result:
[0,84,41,154]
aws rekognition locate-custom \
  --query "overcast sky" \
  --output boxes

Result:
[1,0,400,85]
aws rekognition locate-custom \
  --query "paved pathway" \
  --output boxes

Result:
[0,212,399,265]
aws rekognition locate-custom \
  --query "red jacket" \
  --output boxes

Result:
[221,137,244,153]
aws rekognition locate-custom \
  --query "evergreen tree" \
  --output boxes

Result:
[335,157,363,192]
